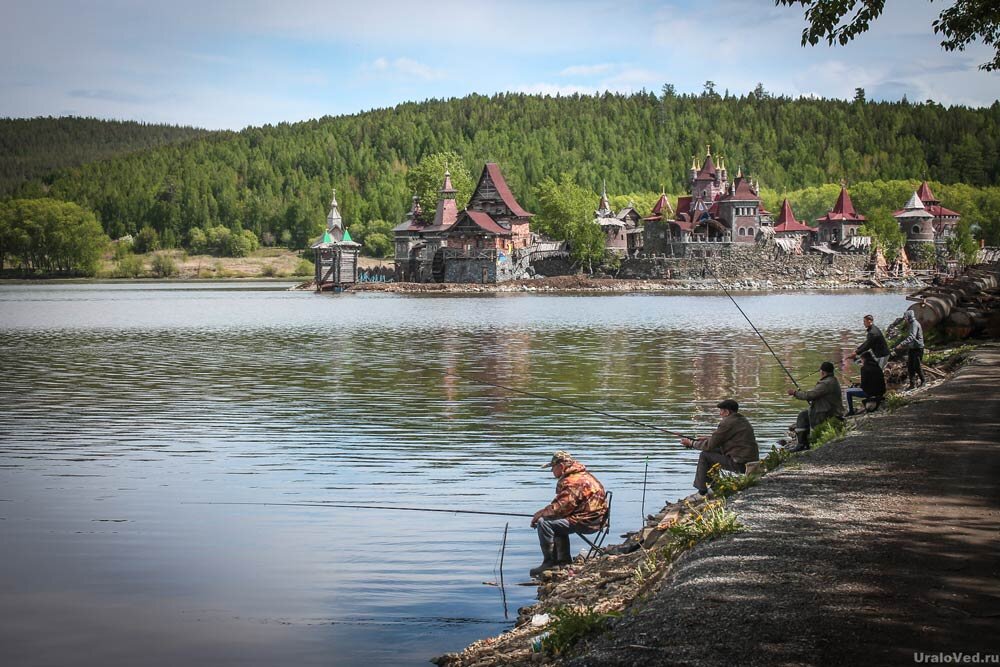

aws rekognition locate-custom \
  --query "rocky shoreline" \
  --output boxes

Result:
[350,274,924,294]
[432,343,998,666]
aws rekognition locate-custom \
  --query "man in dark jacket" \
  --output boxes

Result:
[787,361,845,450]
[530,451,608,576]
[680,399,759,496]
[850,314,890,368]
[845,351,888,415]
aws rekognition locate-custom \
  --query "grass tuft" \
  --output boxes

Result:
[540,606,619,655]
[663,499,744,559]
[707,463,759,498]
[808,417,847,449]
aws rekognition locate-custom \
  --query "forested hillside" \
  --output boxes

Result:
[6,90,1000,250]
[0,117,214,195]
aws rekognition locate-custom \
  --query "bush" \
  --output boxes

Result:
[113,238,135,260]
[261,263,278,277]
[113,253,145,278]
[150,252,178,278]
[134,226,161,254]
[188,226,260,257]
[294,258,314,276]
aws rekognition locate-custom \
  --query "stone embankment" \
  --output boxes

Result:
[434,345,1000,666]
[351,274,921,294]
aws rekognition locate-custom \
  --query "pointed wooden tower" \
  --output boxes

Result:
[312,189,361,292]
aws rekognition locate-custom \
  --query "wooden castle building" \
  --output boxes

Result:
[312,190,360,291]
[895,181,961,253]
[643,147,772,255]
[393,163,533,283]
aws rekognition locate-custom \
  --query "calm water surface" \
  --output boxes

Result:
[0,283,908,666]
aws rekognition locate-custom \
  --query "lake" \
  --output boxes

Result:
[0,282,908,666]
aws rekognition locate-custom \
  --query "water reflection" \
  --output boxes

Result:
[0,284,908,666]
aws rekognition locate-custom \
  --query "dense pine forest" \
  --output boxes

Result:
[0,117,215,196]
[3,90,1000,259]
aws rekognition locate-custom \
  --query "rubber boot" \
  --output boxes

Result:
[554,534,572,566]
[791,429,809,452]
[529,542,557,577]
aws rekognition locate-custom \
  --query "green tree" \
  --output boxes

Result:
[134,226,161,253]
[777,0,1000,71]
[534,174,605,271]
[0,198,108,275]
[947,220,980,265]
[858,206,905,262]
[405,151,475,221]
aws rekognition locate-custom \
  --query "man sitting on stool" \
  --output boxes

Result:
[529,451,608,577]
[680,399,759,497]
[846,351,887,415]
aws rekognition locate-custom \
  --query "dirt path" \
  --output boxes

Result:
[567,345,1000,666]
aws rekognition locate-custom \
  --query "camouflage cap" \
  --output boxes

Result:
[541,450,574,469]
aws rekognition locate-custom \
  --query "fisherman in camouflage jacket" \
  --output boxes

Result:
[529,451,608,577]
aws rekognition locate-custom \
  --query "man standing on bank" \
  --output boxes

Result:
[679,400,759,497]
[895,310,926,389]
[850,314,890,369]
[787,361,845,451]
[530,451,608,577]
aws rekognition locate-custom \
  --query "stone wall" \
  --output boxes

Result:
[620,244,870,282]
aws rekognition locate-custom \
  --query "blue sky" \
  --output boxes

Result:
[2,0,998,130]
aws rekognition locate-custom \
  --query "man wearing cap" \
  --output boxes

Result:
[529,451,608,577]
[787,361,845,450]
[680,400,759,497]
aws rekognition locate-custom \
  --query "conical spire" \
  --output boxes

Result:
[916,180,939,205]
[440,170,456,196]
[895,191,933,219]
[326,188,344,241]
[596,178,612,217]
[431,170,459,229]
[326,189,343,232]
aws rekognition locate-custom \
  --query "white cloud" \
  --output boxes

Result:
[364,57,443,81]
[559,64,615,77]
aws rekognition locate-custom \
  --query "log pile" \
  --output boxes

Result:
[899,264,1000,340]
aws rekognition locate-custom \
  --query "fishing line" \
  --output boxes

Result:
[443,368,693,439]
[185,501,533,518]
[707,270,801,389]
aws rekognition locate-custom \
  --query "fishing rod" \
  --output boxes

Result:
[707,270,801,390]
[444,368,694,439]
[183,501,533,518]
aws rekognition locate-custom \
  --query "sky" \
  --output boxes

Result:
[2,0,999,131]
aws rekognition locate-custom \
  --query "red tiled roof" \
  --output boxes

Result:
[719,176,757,201]
[927,204,960,217]
[773,199,813,233]
[675,196,692,217]
[652,193,672,216]
[484,163,533,218]
[817,186,866,223]
[462,210,510,235]
[695,154,716,180]
[671,220,694,232]
[917,181,938,204]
